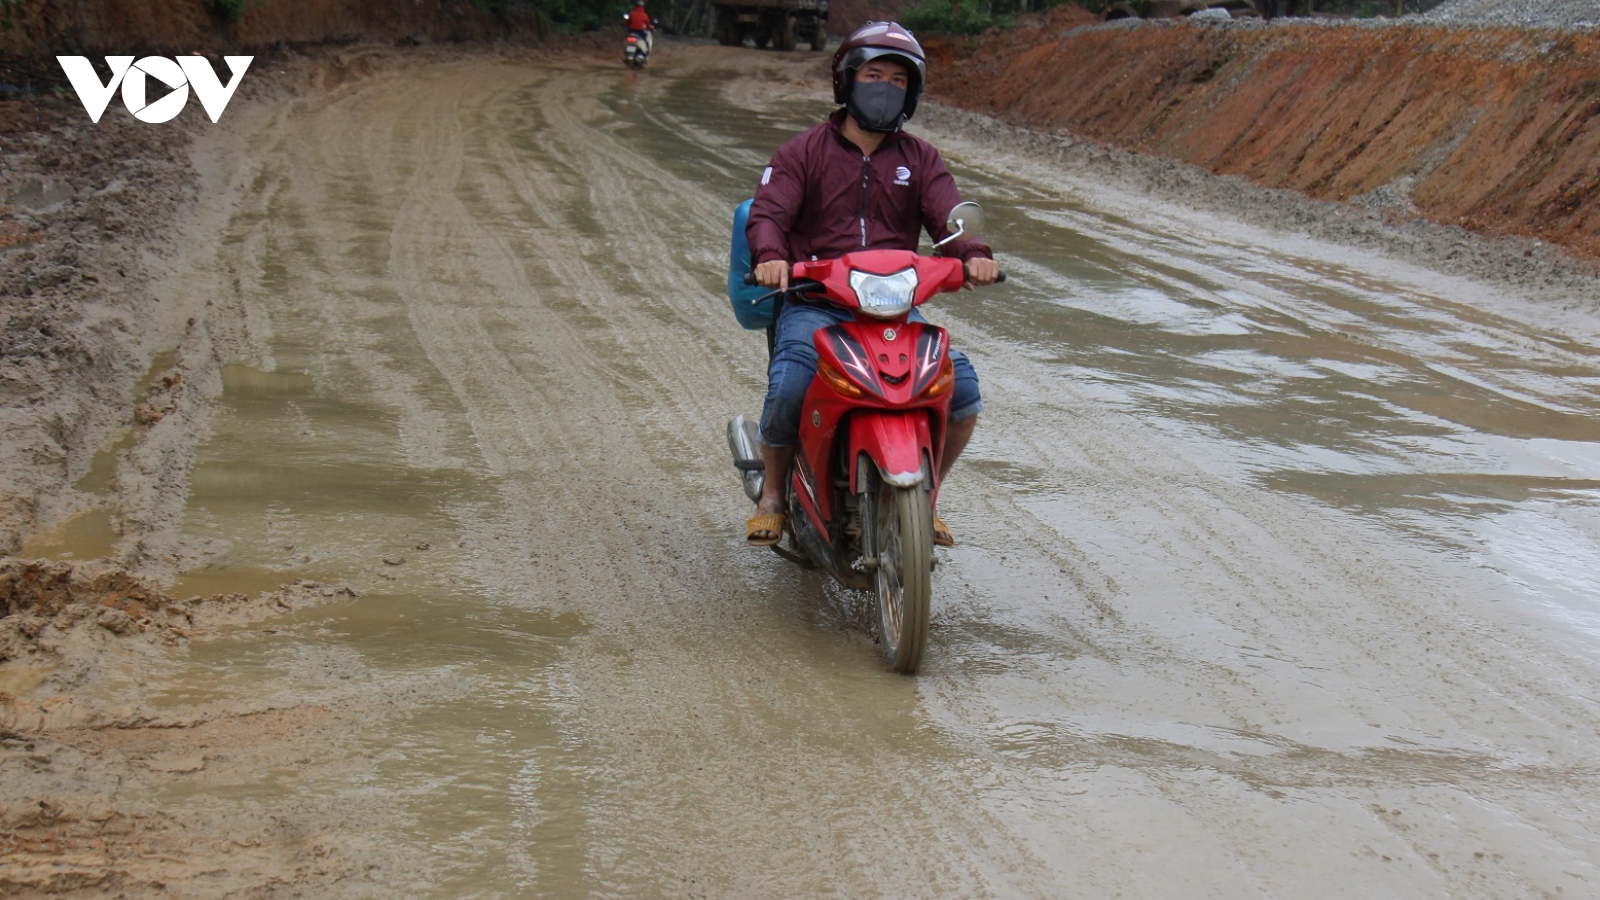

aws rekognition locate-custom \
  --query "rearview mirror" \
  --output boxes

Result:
[933,201,984,250]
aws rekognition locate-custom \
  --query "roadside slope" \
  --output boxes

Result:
[0,0,544,55]
[933,14,1600,262]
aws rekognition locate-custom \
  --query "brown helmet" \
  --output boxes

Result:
[831,21,927,122]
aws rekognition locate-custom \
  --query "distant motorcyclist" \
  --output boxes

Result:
[744,21,999,549]
[625,0,656,56]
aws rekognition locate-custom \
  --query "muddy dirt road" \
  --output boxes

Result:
[6,42,1600,896]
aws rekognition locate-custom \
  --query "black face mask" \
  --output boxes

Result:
[847,81,908,134]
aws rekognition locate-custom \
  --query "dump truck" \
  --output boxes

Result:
[713,0,829,51]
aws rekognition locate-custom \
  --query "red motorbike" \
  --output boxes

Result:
[729,204,999,673]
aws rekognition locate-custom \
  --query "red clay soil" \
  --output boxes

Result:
[0,0,911,52]
[6,1,1596,260]
[0,0,548,55]
[930,9,1600,261]
[828,0,915,33]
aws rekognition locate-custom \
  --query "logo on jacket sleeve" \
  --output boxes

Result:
[894,166,911,186]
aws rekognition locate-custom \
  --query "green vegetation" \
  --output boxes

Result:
[894,0,1450,32]
[476,0,608,31]
[470,1,723,35]
[1313,0,1446,14]
[901,0,1005,35]
[203,0,248,23]
[900,0,1074,36]
[0,0,24,32]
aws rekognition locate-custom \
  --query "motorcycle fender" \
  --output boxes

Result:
[847,412,930,493]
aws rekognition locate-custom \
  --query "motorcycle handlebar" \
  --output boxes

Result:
[742,267,1007,287]
[964,262,1007,284]
[744,276,823,303]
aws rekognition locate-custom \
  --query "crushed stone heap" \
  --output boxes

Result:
[1418,0,1600,30]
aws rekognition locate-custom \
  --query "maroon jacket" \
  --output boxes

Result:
[747,109,992,268]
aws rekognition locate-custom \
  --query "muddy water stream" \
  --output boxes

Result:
[69,48,1600,895]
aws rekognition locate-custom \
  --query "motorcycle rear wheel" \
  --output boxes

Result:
[866,477,932,674]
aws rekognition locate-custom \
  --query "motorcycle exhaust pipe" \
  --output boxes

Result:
[727,415,765,504]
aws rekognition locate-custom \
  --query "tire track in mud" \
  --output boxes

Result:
[901,121,1600,892]
[798,99,1600,894]
[914,396,1600,895]
[275,50,1600,896]
[205,58,1056,896]
[37,44,1600,897]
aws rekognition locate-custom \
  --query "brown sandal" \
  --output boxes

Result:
[933,515,954,547]
[746,512,786,547]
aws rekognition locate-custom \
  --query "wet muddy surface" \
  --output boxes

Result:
[4,42,1600,896]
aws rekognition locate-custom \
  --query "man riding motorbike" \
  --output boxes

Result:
[626,0,656,56]
[744,21,1000,549]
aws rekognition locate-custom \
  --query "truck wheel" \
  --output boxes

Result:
[809,29,826,51]
[715,9,739,45]
[775,13,797,51]
[753,27,771,49]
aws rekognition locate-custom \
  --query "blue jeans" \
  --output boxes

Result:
[759,302,983,447]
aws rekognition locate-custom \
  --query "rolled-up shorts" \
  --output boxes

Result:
[759,301,983,447]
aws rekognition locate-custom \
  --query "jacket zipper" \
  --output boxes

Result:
[858,155,871,249]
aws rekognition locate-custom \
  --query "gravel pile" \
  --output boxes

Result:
[1418,0,1600,30]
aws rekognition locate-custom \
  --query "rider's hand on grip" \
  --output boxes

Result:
[963,258,1003,286]
[754,259,790,291]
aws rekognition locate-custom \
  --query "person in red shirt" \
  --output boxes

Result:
[745,21,1000,549]
[626,1,655,55]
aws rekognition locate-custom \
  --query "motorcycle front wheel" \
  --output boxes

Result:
[864,474,932,674]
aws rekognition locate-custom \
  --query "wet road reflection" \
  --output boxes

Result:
[940,168,1600,639]
[114,53,1600,895]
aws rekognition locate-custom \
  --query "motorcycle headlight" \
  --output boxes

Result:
[848,268,918,319]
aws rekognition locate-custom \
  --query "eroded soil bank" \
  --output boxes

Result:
[932,9,1600,261]
[0,0,550,55]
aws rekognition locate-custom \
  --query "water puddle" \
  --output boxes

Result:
[963,163,1600,633]
[16,507,120,561]
[122,244,594,887]
[27,55,1597,895]
[18,350,185,562]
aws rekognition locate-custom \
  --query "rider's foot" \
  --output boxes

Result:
[933,514,954,547]
[746,511,785,547]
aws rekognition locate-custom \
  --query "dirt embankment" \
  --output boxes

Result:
[0,0,550,55]
[0,0,910,56]
[931,10,1600,262]
[0,44,452,698]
